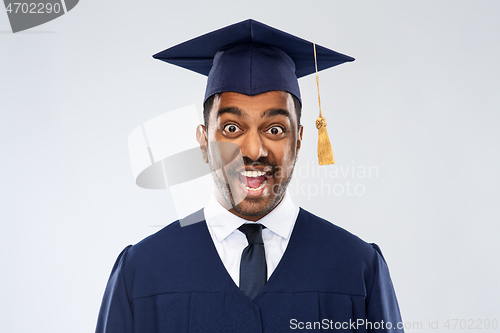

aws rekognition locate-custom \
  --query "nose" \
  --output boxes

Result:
[240,129,268,162]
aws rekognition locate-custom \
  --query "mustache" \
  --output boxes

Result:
[243,157,278,172]
[226,156,279,175]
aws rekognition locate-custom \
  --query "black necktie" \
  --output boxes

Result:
[238,224,267,300]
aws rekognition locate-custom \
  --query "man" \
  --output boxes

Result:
[96,19,404,332]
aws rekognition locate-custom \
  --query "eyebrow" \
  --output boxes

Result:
[216,107,291,121]
[261,108,291,120]
[216,107,247,119]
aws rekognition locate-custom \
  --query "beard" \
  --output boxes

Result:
[207,146,295,218]
[232,174,293,217]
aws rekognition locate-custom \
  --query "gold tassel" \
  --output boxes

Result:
[313,43,335,165]
[316,115,334,165]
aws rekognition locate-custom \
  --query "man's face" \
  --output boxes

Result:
[197,91,303,221]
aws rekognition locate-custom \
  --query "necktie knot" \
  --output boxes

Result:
[238,224,264,245]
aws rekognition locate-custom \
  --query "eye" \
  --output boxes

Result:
[265,126,285,136]
[222,123,242,134]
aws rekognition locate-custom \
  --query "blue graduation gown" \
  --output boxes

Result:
[96,208,404,332]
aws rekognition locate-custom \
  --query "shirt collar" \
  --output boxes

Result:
[204,192,298,242]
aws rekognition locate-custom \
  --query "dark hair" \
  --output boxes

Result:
[203,92,302,129]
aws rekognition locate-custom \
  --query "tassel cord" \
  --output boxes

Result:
[313,43,323,118]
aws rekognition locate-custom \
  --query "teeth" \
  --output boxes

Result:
[239,170,267,177]
[242,178,267,191]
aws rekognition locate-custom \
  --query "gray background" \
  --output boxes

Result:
[1,1,499,332]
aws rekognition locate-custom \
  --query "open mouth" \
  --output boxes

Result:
[237,170,270,192]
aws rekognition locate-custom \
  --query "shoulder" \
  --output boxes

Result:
[110,209,208,277]
[270,208,385,295]
[296,208,379,261]
[126,212,208,266]
[112,210,218,297]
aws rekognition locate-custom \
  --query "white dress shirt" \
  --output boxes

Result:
[204,192,299,286]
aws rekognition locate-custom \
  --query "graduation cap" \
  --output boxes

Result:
[153,19,354,165]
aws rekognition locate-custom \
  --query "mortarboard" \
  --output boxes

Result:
[153,19,354,165]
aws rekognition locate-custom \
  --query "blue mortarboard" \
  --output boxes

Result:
[153,19,354,166]
[153,19,354,105]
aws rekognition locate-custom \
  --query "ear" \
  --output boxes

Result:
[295,125,304,158]
[196,124,208,163]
